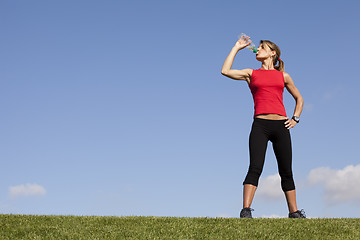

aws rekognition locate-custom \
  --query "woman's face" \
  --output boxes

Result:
[256,43,276,61]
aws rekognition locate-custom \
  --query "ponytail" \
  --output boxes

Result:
[275,57,285,72]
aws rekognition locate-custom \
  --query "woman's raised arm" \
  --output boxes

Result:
[221,36,253,83]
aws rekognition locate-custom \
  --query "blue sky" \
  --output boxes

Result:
[1,0,360,218]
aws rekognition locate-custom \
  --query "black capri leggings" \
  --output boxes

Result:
[243,118,295,192]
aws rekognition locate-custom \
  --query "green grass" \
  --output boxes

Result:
[0,214,359,239]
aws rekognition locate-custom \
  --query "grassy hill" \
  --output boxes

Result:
[0,214,359,239]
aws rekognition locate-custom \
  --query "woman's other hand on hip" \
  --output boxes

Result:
[284,117,297,130]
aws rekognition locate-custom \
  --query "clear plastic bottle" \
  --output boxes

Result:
[238,33,257,53]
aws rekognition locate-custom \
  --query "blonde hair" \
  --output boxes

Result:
[260,40,284,72]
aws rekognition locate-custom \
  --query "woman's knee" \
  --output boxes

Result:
[280,173,295,191]
[243,167,263,186]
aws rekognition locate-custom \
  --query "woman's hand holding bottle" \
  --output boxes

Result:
[235,34,252,50]
[236,33,258,53]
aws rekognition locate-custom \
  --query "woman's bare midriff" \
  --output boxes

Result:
[255,114,287,120]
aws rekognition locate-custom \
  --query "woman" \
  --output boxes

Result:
[221,35,305,218]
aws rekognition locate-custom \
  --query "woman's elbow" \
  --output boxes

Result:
[296,96,304,105]
[221,69,229,76]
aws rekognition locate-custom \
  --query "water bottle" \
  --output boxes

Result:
[238,33,258,53]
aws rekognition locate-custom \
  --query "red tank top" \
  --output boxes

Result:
[249,69,287,117]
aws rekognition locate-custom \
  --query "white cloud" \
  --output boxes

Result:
[257,174,283,200]
[322,85,344,102]
[9,183,46,199]
[261,214,285,218]
[304,103,314,112]
[308,165,360,204]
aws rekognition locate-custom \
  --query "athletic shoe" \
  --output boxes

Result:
[240,208,254,218]
[288,209,306,218]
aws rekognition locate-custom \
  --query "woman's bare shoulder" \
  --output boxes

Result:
[283,72,290,77]
[283,72,292,81]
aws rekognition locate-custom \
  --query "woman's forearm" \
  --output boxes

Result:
[293,96,304,117]
[221,46,241,75]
